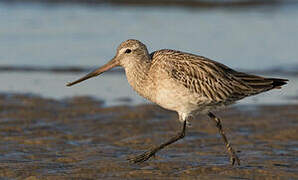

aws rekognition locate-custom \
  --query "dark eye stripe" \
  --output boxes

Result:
[125,49,132,53]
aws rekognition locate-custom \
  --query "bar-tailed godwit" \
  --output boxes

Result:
[67,39,288,165]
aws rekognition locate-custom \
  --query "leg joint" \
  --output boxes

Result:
[208,112,216,118]
[179,131,185,139]
[216,120,222,129]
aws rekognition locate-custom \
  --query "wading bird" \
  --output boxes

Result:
[67,39,288,165]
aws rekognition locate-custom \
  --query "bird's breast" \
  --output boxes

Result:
[153,77,209,114]
[124,69,156,102]
[124,64,212,114]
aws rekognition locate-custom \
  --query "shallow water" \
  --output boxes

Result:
[0,71,297,106]
[1,2,298,70]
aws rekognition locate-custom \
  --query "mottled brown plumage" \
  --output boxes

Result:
[150,49,287,105]
[67,39,288,165]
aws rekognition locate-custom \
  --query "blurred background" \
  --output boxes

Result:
[0,0,297,106]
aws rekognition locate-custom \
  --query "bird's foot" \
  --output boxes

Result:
[230,153,240,166]
[186,120,192,127]
[128,149,156,163]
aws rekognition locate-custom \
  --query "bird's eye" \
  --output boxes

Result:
[125,49,132,54]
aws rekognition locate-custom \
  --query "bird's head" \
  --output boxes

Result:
[66,39,149,87]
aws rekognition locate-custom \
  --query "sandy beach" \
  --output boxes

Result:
[0,93,297,179]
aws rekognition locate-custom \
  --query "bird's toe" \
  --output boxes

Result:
[127,150,155,163]
[231,155,240,166]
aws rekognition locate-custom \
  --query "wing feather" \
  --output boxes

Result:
[150,49,287,104]
[150,50,254,103]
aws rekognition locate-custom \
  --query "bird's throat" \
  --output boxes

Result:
[124,60,152,100]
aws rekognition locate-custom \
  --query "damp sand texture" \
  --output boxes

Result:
[0,94,297,179]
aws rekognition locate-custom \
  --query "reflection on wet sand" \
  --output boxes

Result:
[0,94,297,179]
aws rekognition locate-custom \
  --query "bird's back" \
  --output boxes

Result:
[149,49,288,107]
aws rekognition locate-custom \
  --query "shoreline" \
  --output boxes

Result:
[0,70,296,106]
[1,0,293,8]
[0,65,298,76]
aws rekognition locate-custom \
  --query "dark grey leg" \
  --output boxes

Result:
[208,112,240,165]
[128,120,187,163]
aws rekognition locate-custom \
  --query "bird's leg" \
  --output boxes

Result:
[128,120,187,163]
[207,112,240,166]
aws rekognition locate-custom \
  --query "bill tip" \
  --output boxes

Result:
[66,83,72,87]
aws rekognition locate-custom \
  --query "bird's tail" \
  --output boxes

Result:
[265,78,288,89]
[234,72,288,93]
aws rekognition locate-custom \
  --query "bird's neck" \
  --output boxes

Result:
[124,58,152,99]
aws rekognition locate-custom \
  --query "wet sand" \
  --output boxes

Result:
[0,93,297,179]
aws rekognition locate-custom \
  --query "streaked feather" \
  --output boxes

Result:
[150,49,288,104]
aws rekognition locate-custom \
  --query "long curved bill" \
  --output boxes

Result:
[66,58,119,87]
